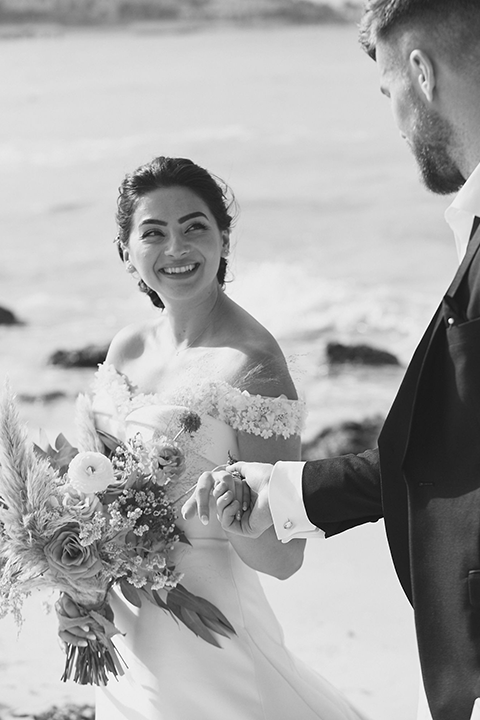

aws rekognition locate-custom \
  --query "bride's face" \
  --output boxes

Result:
[125,186,229,305]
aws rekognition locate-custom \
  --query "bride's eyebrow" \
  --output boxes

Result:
[178,212,208,223]
[139,212,208,227]
[139,218,167,227]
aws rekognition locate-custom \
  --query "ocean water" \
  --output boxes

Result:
[0,23,442,718]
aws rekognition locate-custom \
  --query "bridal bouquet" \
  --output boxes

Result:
[0,387,235,686]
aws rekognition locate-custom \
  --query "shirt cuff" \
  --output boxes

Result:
[269,461,325,542]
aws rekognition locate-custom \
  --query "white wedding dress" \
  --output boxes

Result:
[90,364,368,720]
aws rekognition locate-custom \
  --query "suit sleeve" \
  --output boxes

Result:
[302,448,383,537]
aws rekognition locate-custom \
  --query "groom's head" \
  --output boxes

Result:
[359,0,480,194]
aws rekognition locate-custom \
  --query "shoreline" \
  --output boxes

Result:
[0,2,362,40]
[0,18,356,41]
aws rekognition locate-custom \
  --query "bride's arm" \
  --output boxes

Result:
[223,429,306,580]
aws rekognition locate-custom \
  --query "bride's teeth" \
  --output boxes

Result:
[164,264,195,274]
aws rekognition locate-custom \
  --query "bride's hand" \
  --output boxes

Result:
[181,465,250,525]
[212,470,251,529]
[56,593,96,648]
[213,462,275,538]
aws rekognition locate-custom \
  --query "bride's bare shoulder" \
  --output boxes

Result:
[222,304,297,400]
[104,319,162,369]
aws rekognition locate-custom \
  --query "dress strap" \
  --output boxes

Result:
[211,383,306,439]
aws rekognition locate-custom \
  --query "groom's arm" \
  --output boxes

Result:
[185,450,383,540]
[270,449,383,542]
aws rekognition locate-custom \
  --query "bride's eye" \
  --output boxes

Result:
[141,228,166,241]
[185,222,208,233]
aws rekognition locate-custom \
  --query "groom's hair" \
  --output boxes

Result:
[359,0,480,69]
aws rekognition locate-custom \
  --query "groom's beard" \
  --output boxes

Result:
[409,99,465,195]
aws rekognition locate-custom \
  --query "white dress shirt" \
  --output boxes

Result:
[269,161,480,543]
[445,161,480,262]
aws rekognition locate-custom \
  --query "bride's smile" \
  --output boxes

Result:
[160,263,200,276]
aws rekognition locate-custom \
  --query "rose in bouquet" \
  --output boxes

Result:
[0,387,235,686]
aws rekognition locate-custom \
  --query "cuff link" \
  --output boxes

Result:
[283,519,293,530]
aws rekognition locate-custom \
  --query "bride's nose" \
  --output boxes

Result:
[164,230,188,257]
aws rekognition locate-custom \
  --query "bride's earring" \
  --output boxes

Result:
[125,261,136,274]
[221,232,230,258]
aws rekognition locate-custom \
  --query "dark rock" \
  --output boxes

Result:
[0,306,24,325]
[33,704,95,720]
[302,415,383,460]
[18,390,67,403]
[48,344,108,368]
[326,342,400,367]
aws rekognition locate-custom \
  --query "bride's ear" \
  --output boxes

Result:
[123,249,137,275]
[221,231,230,258]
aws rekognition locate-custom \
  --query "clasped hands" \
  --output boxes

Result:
[181,461,275,538]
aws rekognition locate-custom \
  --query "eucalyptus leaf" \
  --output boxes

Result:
[97,429,123,453]
[119,579,142,608]
[151,589,169,610]
[179,606,221,647]
[169,584,235,632]
[200,614,234,639]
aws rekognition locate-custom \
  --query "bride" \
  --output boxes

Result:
[58,155,368,720]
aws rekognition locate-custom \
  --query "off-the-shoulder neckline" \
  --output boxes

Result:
[94,361,303,406]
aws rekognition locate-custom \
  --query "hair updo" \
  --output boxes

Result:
[115,156,236,309]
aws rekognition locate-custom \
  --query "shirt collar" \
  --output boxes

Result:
[445,161,480,262]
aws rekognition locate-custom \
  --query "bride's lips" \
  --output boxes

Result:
[159,263,200,277]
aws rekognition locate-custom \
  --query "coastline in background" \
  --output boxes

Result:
[0,0,362,37]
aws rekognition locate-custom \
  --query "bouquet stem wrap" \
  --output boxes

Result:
[58,596,125,685]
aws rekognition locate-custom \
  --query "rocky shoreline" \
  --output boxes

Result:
[0,0,361,30]
[1,705,94,720]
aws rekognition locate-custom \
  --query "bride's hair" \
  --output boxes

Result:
[115,156,237,309]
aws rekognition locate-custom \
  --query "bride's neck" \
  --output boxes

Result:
[163,288,226,349]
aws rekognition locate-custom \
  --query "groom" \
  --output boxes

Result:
[183,1,480,718]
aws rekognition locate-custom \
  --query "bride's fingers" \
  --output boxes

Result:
[212,479,229,500]
[181,492,197,520]
[242,480,251,512]
[59,629,90,647]
[216,491,240,529]
[213,475,245,521]
[181,471,215,523]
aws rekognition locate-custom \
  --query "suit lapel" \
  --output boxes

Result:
[399,223,480,459]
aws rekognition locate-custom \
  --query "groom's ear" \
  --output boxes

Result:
[409,48,435,103]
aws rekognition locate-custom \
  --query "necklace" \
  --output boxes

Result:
[173,295,221,356]
[174,322,212,355]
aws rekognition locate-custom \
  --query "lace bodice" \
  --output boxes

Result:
[92,362,306,440]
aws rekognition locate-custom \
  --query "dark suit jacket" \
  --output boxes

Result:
[302,221,480,720]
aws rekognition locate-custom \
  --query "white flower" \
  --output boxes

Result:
[67,452,115,494]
